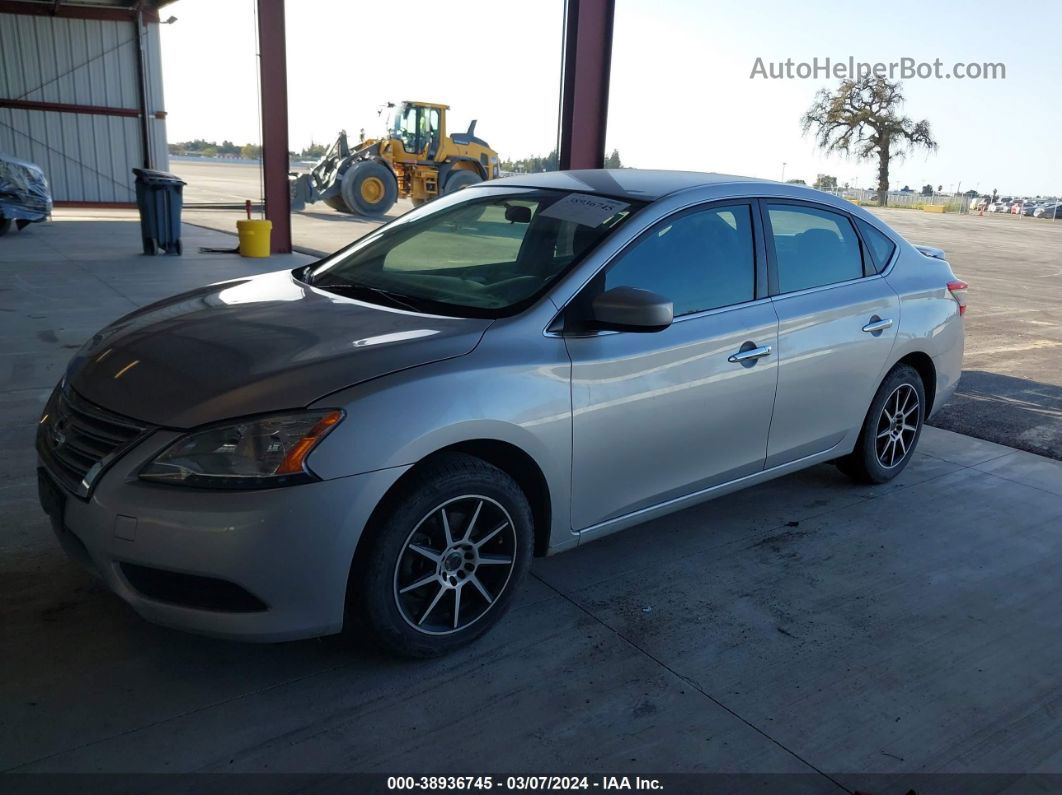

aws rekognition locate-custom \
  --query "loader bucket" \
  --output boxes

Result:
[289,173,311,211]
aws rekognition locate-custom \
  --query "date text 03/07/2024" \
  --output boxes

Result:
[386,776,664,791]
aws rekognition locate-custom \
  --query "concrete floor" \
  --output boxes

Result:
[3,214,1062,786]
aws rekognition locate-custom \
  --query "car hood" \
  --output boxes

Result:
[66,269,491,428]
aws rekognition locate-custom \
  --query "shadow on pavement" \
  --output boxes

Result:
[931,369,1062,460]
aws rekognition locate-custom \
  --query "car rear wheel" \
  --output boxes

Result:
[355,453,533,658]
[0,215,11,237]
[838,364,925,484]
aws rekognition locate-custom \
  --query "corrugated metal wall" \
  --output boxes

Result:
[0,10,168,204]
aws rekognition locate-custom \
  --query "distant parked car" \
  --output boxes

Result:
[1034,203,1061,219]
[0,153,52,236]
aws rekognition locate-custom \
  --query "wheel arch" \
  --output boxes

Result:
[352,438,553,573]
[439,157,486,184]
[343,438,553,630]
[893,351,937,415]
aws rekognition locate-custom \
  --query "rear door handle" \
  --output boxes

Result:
[728,345,772,363]
[862,318,894,333]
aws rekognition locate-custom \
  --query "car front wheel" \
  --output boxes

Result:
[356,453,533,658]
[838,363,926,484]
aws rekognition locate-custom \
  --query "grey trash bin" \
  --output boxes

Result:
[132,168,186,255]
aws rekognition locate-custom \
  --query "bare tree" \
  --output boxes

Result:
[801,77,937,206]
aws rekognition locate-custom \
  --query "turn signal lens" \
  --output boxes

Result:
[276,411,343,474]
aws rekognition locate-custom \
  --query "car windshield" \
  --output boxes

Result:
[304,187,643,317]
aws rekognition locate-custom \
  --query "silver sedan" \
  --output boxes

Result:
[37,170,966,656]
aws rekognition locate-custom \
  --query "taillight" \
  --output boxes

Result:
[947,280,968,316]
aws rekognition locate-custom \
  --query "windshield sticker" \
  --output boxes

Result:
[539,194,630,227]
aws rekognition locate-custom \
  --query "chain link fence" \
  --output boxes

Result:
[818,188,1062,219]
[820,188,973,212]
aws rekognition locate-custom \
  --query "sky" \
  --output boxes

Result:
[160,0,1062,196]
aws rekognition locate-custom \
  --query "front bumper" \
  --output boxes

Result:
[40,429,409,642]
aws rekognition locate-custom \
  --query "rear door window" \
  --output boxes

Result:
[766,204,864,293]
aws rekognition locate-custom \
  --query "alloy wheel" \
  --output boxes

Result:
[393,495,517,636]
[875,383,920,468]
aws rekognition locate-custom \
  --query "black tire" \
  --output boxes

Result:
[0,215,11,237]
[355,453,533,658]
[322,195,350,213]
[142,236,157,255]
[341,160,398,217]
[838,364,926,484]
[443,169,482,194]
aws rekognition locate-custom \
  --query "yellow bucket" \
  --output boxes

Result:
[236,219,272,257]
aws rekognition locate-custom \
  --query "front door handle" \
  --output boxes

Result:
[728,345,772,363]
[862,317,894,334]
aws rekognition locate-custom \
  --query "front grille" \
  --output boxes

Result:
[37,384,151,497]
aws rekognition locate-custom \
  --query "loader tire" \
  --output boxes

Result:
[342,160,398,217]
[444,169,482,194]
[323,195,351,213]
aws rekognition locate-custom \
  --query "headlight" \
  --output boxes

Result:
[139,410,343,489]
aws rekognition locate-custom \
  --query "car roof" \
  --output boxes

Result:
[486,169,766,201]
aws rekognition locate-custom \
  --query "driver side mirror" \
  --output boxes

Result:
[590,286,673,332]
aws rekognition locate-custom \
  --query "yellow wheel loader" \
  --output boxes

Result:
[290,101,500,217]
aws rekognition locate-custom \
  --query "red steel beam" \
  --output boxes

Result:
[557,0,615,170]
[0,98,140,117]
[133,9,152,168]
[0,0,159,23]
[256,0,291,254]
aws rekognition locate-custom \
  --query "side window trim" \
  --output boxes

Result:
[751,199,769,301]
[755,198,779,296]
[760,198,872,297]
[853,217,898,275]
[849,217,876,277]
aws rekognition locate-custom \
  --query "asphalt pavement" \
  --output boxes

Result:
[868,208,1062,459]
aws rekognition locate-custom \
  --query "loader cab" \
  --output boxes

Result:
[390,101,447,160]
